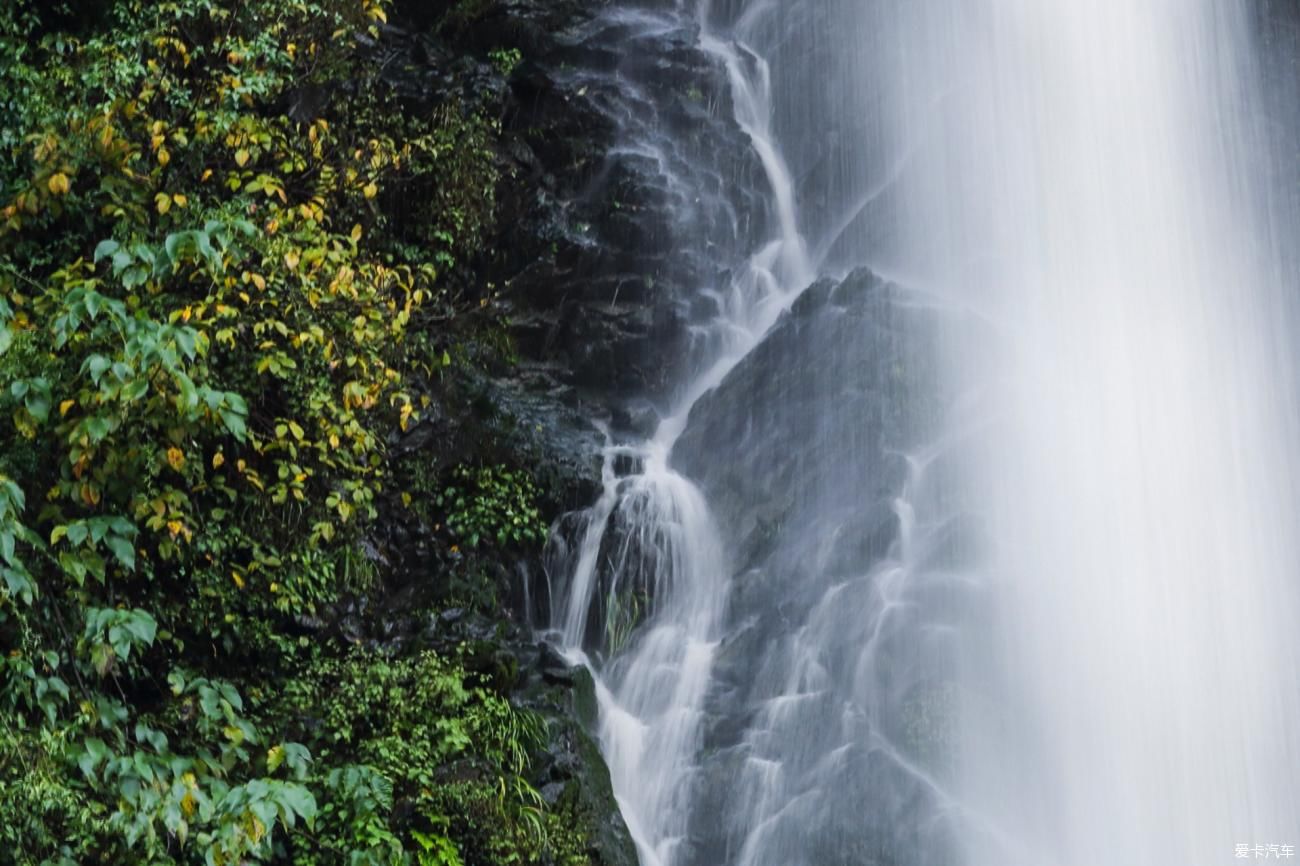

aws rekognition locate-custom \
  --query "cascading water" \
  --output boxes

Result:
[546,0,1300,864]
[903,4,1300,864]
[545,4,813,865]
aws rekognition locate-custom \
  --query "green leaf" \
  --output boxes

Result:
[121,377,149,402]
[106,535,136,571]
[77,737,110,781]
[2,565,35,603]
[123,610,157,646]
[24,394,49,423]
[83,354,112,384]
[84,415,112,443]
[276,783,318,827]
[220,409,246,441]
[167,670,186,695]
[93,239,120,263]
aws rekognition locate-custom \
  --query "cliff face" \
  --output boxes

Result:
[358,0,769,862]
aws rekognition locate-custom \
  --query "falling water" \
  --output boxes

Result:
[547,4,812,865]
[903,4,1300,864]
[548,1,1300,864]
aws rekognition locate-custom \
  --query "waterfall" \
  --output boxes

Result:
[905,4,1300,863]
[547,1,1300,864]
[546,4,813,865]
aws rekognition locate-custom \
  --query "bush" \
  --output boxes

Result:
[0,1,576,864]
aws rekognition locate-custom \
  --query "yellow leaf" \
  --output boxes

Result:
[235,148,250,167]
[47,173,70,195]
[157,147,170,167]
[231,570,245,589]
[250,273,266,291]
[284,249,300,270]
[166,447,185,470]
[212,452,225,469]
[172,193,188,208]
[351,223,363,242]
[155,193,171,214]
[401,492,412,507]
[362,182,378,199]
[59,399,75,416]
[166,520,183,537]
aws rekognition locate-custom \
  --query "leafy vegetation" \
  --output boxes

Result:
[438,466,546,552]
[0,1,600,864]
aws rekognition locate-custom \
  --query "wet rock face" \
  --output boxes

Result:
[362,1,786,860]
[673,268,932,559]
[669,269,962,865]
[513,645,641,866]
[497,2,769,408]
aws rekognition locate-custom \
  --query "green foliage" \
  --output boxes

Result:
[270,649,553,866]
[0,0,595,864]
[602,590,647,657]
[413,829,465,866]
[437,466,546,551]
[488,49,523,78]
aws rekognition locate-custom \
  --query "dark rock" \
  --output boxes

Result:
[343,0,783,861]
[539,641,579,685]
[673,269,938,563]
[513,650,637,866]
[491,0,768,402]
[667,268,959,862]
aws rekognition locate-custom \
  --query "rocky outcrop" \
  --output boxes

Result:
[347,0,780,860]
[673,268,937,566]
[494,2,769,408]
[668,268,962,866]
